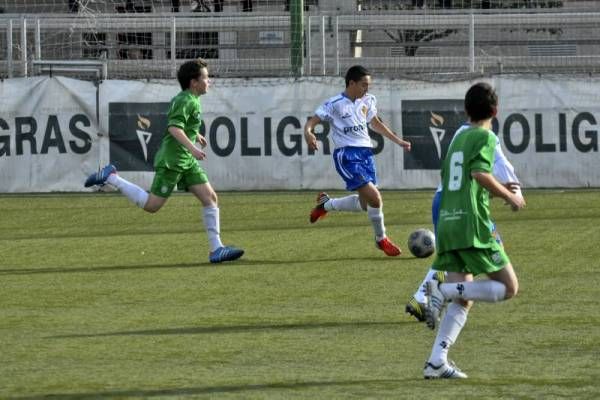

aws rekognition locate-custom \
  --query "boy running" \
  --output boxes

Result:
[304,65,411,256]
[406,122,523,322]
[422,82,525,379]
[84,59,244,264]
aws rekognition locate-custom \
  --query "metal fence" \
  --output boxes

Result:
[1,0,600,80]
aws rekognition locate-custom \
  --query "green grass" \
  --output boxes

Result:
[1,190,599,399]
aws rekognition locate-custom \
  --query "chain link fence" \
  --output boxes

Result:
[1,0,599,80]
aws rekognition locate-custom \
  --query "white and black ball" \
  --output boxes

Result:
[407,228,436,258]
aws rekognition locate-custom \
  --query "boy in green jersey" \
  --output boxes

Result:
[422,82,525,379]
[85,59,244,264]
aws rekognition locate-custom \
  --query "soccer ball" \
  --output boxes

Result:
[407,228,436,258]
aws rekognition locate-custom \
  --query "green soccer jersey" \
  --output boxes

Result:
[436,126,497,253]
[154,90,202,171]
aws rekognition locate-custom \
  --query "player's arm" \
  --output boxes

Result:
[304,115,322,151]
[168,126,206,160]
[369,115,411,151]
[472,171,525,211]
[196,133,207,148]
[493,141,522,198]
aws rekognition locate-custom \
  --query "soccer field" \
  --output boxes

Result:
[1,190,599,399]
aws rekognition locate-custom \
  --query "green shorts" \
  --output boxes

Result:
[150,165,209,198]
[432,243,510,276]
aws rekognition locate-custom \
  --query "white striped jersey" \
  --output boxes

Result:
[314,92,377,149]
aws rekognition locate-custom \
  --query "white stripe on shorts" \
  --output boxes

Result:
[336,148,353,179]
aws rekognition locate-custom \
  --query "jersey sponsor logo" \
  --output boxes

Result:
[343,125,366,134]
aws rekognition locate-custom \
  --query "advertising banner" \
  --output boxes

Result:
[0,76,99,192]
[1,75,599,192]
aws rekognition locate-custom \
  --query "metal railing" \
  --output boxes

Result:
[2,10,600,80]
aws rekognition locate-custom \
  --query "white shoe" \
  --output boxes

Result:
[424,361,468,379]
[424,278,446,330]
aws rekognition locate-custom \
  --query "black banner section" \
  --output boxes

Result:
[402,99,465,170]
[108,102,169,171]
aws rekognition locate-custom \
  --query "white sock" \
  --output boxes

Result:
[202,206,223,252]
[413,268,439,303]
[325,194,362,212]
[367,205,385,241]
[107,174,149,208]
[428,302,469,365]
[440,280,507,302]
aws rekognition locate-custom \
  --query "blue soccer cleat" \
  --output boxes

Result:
[84,164,116,187]
[209,246,244,264]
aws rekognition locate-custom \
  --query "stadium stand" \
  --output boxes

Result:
[1,0,599,80]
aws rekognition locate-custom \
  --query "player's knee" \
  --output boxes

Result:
[504,280,519,299]
[457,299,472,309]
[367,195,382,208]
[144,204,161,213]
[200,192,217,207]
[210,192,218,204]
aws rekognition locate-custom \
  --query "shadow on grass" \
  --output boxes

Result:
[0,262,210,275]
[49,320,408,339]
[14,378,405,400]
[0,256,400,276]
[1,220,384,241]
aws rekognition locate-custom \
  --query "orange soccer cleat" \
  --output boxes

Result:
[376,237,402,256]
[309,192,330,223]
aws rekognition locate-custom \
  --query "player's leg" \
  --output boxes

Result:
[309,191,363,223]
[424,271,471,379]
[327,193,363,212]
[143,194,168,213]
[406,269,445,322]
[144,166,185,213]
[425,245,512,332]
[309,147,365,223]
[423,250,470,378]
[423,246,516,379]
[188,180,244,264]
[84,163,164,211]
[487,262,519,299]
[417,220,503,319]
[433,255,512,304]
[407,189,445,321]
[354,147,400,256]
[357,183,400,256]
[188,181,221,251]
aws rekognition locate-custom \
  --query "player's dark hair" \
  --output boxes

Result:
[464,82,498,122]
[177,58,208,90]
[345,65,371,87]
